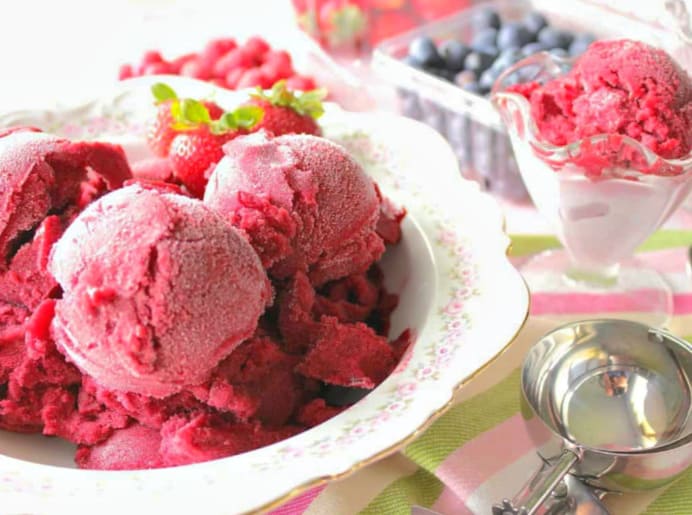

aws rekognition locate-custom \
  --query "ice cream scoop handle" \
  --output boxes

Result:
[492,449,580,515]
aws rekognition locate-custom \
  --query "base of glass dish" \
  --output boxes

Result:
[521,250,673,328]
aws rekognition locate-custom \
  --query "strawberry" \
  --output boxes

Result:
[245,80,326,137]
[371,0,406,9]
[410,0,470,21]
[147,100,178,158]
[169,128,230,198]
[369,11,418,45]
[318,0,368,48]
[146,83,224,158]
[146,83,263,197]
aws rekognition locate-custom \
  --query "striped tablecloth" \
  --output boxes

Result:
[268,205,692,515]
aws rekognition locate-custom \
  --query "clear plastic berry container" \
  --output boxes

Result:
[371,0,677,202]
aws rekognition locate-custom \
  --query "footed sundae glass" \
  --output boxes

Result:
[491,52,692,327]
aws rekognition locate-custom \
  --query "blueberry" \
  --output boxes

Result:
[402,55,422,69]
[439,40,471,72]
[497,22,534,50]
[479,68,501,92]
[549,48,569,58]
[472,7,501,30]
[454,69,476,87]
[522,12,548,35]
[521,41,548,57]
[427,66,456,82]
[462,81,483,95]
[471,44,499,59]
[464,51,496,78]
[537,27,574,50]
[471,28,498,50]
[491,47,524,73]
[408,36,444,67]
[569,33,596,56]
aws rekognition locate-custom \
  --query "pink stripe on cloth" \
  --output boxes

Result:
[267,485,326,515]
[434,413,550,501]
[638,248,687,273]
[530,292,692,315]
[673,294,692,315]
[431,487,474,515]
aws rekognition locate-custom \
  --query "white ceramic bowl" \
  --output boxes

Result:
[0,77,529,515]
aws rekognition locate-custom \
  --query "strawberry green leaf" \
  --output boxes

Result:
[151,83,177,103]
[170,122,197,131]
[272,80,293,105]
[233,105,264,129]
[327,4,366,47]
[209,113,237,135]
[180,99,212,124]
[169,100,183,122]
[296,89,327,119]
[251,79,326,120]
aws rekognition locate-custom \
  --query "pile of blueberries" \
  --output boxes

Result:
[402,7,595,95]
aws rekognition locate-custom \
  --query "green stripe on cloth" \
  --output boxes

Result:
[639,230,692,252]
[360,468,443,515]
[642,469,692,514]
[509,230,692,257]
[509,234,561,257]
[403,369,521,472]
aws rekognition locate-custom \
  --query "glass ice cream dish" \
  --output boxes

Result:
[491,50,692,326]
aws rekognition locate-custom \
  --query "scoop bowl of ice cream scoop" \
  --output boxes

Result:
[49,183,272,398]
[491,40,692,326]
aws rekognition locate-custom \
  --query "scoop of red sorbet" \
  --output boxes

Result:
[510,39,692,160]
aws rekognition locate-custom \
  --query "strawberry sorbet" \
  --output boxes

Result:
[0,125,410,470]
[509,40,692,161]
[204,131,386,285]
[49,183,272,398]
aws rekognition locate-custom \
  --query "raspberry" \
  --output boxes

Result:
[286,75,317,91]
[262,50,294,77]
[225,67,247,89]
[117,36,317,92]
[236,68,273,89]
[142,62,173,75]
[243,36,270,57]
[170,53,197,73]
[141,50,164,65]
[118,64,134,80]
[213,48,254,77]
[259,63,280,84]
[201,38,238,68]
[180,59,212,80]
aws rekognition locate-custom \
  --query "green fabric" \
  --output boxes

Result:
[361,371,521,513]
[509,229,692,257]
[403,369,521,473]
[509,234,561,257]
[359,468,443,515]
[642,469,692,515]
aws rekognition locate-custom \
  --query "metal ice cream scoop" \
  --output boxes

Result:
[494,319,692,515]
